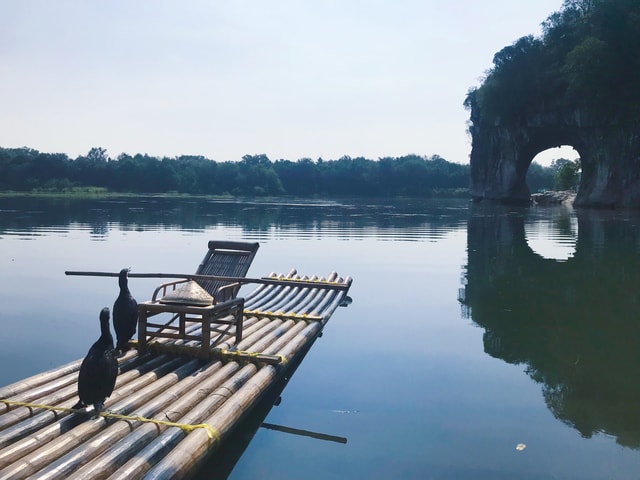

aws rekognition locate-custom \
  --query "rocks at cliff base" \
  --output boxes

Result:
[531,190,577,205]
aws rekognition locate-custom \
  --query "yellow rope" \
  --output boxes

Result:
[0,399,220,442]
[0,399,78,415]
[97,411,219,441]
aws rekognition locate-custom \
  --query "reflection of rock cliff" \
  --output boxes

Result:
[460,204,640,447]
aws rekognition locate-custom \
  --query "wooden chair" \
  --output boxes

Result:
[137,241,260,358]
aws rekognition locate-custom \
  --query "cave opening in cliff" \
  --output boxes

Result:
[531,145,580,168]
[526,145,582,194]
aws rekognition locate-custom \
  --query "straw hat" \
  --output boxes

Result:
[159,280,214,306]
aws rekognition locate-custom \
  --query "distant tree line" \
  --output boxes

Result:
[0,146,568,196]
[0,147,472,196]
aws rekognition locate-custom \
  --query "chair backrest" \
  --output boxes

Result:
[194,240,260,299]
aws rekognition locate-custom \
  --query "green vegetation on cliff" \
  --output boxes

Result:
[465,0,640,124]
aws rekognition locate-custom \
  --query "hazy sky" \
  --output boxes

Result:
[1,1,575,164]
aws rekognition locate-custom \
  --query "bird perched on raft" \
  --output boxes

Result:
[113,267,138,355]
[73,307,118,413]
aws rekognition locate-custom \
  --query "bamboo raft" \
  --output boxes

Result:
[0,269,352,480]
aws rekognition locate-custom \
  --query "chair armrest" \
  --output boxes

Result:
[211,296,244,314]
[216,282,241,302]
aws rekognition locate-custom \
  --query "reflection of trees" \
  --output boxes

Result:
[0,196,469,241]
[460,204,640,447]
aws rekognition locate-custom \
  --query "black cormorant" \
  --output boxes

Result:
[73,307,118,412]
[113,267,138,354]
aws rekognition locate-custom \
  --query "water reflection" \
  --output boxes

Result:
[3,195,640,477]
[525,205,578,260]
[460,204,640,447]
[0,196,469,242]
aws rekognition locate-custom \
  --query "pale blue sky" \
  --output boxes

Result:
[1,1,573,164]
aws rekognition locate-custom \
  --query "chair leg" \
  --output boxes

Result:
[179,313,186,338]
[201,316,211,358]
[236,311,243,344]
[138,308,148,354]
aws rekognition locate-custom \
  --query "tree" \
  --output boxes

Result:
[86,147,109,162]
[527,162,555,192]
[553,159,581,190]
[240,154,284,195]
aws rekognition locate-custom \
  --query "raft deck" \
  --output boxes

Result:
[0,270,352,480]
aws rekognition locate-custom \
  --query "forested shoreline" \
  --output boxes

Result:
[0,146,563,197]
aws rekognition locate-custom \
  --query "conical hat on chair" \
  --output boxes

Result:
[159,280,214,306]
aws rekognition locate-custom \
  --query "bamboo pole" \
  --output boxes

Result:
[261,423,347,444]
[0,354,130,430]
[0,374,77,417]
[30,360,233,480]
[76,363,254,480]
[64,270,351,291]
[280,284,321,313]
[140,321,324,480]
[67,362,241,480]
[89,318,302,480]
[0,353,170,443]
[0,357,199,480]
[250,275,303,312]
[33,312,277,480]
[287,286,325,315]
[315,276,353,325]
[31,314,303,480]
[143,365,281,480]
[241,319,294,355]
[107,318,308,480]
[244,275,306,312]
[308,276,348,318]
[241,274,350,319]
[241,269,297,303]
[0,317,230,456]
[0,356,189,474]
[0,382,81,433]
[257,320,307,356]
[234,319,283,351]
[0,353,182,468]
[0,359,81,402]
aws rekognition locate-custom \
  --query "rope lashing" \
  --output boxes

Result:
[97,411,220,441]
[215,348,287,366]
[0,399,220,441]
[141,342,286,365]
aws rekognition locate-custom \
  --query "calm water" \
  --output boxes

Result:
[1,195,640,479]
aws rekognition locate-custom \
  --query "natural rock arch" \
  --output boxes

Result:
[464,0,640,208]
[468,107,640,208]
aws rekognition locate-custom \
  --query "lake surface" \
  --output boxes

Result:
[1,195,640,479]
